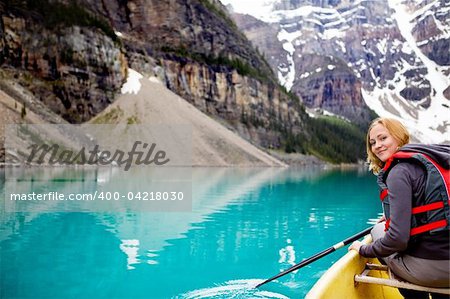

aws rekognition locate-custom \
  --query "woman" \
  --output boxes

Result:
[349,117,450,299]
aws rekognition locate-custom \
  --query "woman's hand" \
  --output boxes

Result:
[377,215,386,223]
[348,241,363,253]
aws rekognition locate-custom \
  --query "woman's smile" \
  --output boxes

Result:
[369,124,400,162]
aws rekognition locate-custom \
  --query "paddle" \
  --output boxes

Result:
[255,226,373,288]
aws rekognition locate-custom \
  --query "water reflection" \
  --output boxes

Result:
[0,166,381,298]
[278,239,296,266]
[119,239,140,270]
[4,167,192,212]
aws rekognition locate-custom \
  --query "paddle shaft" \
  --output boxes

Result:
[255,226,373,288]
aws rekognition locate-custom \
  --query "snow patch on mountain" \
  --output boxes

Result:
[364,0,450,143]
[277,28,298,90]
[121,69,143,95]
[223,0,449,143]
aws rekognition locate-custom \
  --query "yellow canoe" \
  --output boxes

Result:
[306,237,402,299]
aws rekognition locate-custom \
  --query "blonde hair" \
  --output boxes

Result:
[366,118,410,174]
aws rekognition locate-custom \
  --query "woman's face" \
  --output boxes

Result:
[369,123,400,162]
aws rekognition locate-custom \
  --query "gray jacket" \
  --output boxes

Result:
[360,144,449,260]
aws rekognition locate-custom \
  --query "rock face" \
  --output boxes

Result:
[292,54,370,125]
[88,0,307,146]
[231,13,288,80]
[0,4,127,123]
[89,75,288,166]
[226,0,450,142]
[228,1,394,125]
[1,0,306,150]
[159,58,306,148]
[81,0,272,72]
[408,0,450,66]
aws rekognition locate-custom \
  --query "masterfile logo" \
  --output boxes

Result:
[26,141,170,170]
[4,124,193,212]
[5,124,191,168]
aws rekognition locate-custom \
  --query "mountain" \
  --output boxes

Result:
[0,67,287,166]
[90,69,287,166]
[223,0,450,143]
[1,0,368,164]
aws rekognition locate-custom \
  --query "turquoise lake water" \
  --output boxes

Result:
[1,167,382,299]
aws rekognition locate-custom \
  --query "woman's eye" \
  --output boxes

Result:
[381,136,387,140]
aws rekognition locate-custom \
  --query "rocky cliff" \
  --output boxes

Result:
[1,1,128,122]
[407,0,449,66]
[225,0,450,142]
[1,0,307,147]
[1,0,368,163]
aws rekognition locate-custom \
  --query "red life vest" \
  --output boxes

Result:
[377,150,450,236]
